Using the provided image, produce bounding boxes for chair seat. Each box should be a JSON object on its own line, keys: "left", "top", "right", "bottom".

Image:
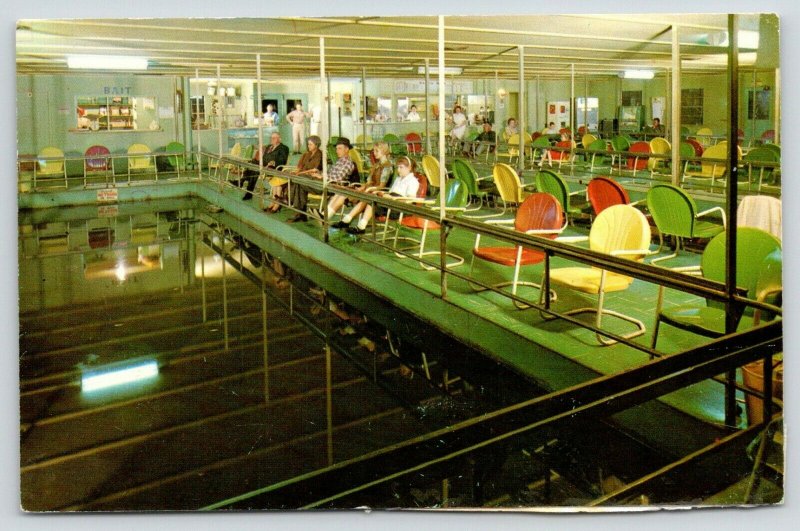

{"left": 401, "top": 216, "right": 440, "bottom": 230}
{"left": 269, "top": 176, "right": 288, "bottom": 187}
{"left": 693, "top": 220, "right": 725, "bottom": 239}
{"left": 472, "top": 246, "right": 546, "bottom": 267}
{"left": 660, "top": 305, "right": 754, "bottom": 337}
{"left": 549, "top": 267, "right": 633, "bottom": 294}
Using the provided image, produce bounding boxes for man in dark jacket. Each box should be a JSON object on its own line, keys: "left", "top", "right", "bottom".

{"left": 241, "top": 132, "right": 289, "bottom": 200}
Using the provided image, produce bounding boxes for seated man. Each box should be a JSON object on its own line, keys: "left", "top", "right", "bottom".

{"left": 241, "top": 132, "right": 289, "bottom": 201}
{"left": 307, "top": 137, "right": 358, "bottom": 218}
{"left": 473, "top": 122, "right": 496, "bottom": 157}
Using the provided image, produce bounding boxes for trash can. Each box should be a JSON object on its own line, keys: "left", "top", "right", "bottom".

{"left": 742, "top": 359, "right": 783, "bottom": 425}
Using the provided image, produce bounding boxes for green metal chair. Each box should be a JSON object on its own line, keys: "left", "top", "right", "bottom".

{"left": 651, "top": 229, "right": 781, "bottom": 349}
{"left": 391, "top": 178, "right": 469, "bottom": 270}
{"left": 165, "top": 141, "right": 187, "bottom": 175}
{"left": 587, "top": 138, "right": 611, "bottom": 173}
{"left": 534, "top": 169, "right": 588, "bottom": 225}
{"left": 679, "top": 141, "right": 698, "bottom": 175}
{"left": 451, "top": 158, "right": 493, "bottom": 216}
{"left": 646, "top": 184, "right": 726, "bottom": 266}
{"left": 761, "top": 143, "right": 780, "bottom": 158}
{"left": 383, "top": 133, "right": 407, "bottom": 157}
{"left": 743, "top": 147, "right": 779, "bottom": 191}
{"left": 610, "top": 135, "right": 630, "bottom": 173}
{"left": 529, "top": 135, "right": 551, "bottom": 168}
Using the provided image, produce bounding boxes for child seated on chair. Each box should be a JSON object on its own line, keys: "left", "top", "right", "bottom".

{"left": 333, "top": 156, "right": 419, "bottom": 235}
{"left": 324, "top": 142, "right": 393, "bottom": 221}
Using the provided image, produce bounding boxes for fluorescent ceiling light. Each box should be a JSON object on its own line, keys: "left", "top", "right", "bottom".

{"left": 620, "top": 70, "right": 655, "bottom": 80}
{"left": 67, "top": 54, "right": 148, "bottom": 70}
{"left": 417, "top": 66, "right": 463, "bottom": 75}
{"left": 82, "top": 360, "right": 159, "bottom": 392}
{"left": 702, "top": 30, "right": 760, "bottom": 49}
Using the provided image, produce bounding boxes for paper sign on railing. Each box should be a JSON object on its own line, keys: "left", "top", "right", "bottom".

{"left": 97, "top": 188, "right": 118, "bottom": 203}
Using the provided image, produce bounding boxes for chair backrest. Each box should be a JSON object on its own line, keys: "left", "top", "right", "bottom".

{"left": 701, "top": 141, "right": 740, "bottom": 177}
{"left": 649, "top": 137, "right": 671, "bottom": 155}
{"left": 443, "top": 178, "right": 470, "bottom": 209}
{"left": 464, "top": 131, "right": 480, "bottom": 142}
{"left": 240, "top": 143, "right": 254, "bottom": 161}
{"left": 702, "top": 228, "right": 781, "bottom": 309}
{"left": 680, "top": 141, "right": 696, "bottom": 160}
{"left": 84, "top": 145, "right": 110, "bottom": 171}
{"left": 515, "top": 193, "right": 564, "bottom": 236}
{"left": 531, "top": 131, "right": 543, "bottom": 141}
{"left": 349, "top": 148, "right": 365, "bottom": 174}
{"left": 695, "top": 127, "right": 714, "bottom": 145}
{"left": 229, "top": 142, "right": 242, "bottom": 158}
{"left": 405, "top": 132, "right": 423, "bottom": 154}
{"left": 534, "top": 170, "right": 570, "bottom": 213}
{"left": 413, "top": 171, "right": 428, "bottom": 198}
{"left": 761, "top": 143, "right": 780, "bottom": 158}
{"left": 761, "top": 129, "right": 775, "bottom": 143}
{"left": 552, "top": 140, "right": 574, "bottom": 160}
{"left": 743, "top": 147, "right": 778, "bottom": 175}
{"left": 327, "top": 143, "right": 338, "bottom": 163}
{"left": 422, "top": 155, "right": 442, "bottom": 190}
{"left": 588, "top": 138, "right": 609, "bottom": 153}
{"left": 451, "top": 158, "right": 480, "bottom": 195}
{"left": 492, "top": 163, "right": 525, "bottom": 204}
{"left": 581, "top": 133, "right": 597, "bottom": 149}
{"left": 754, "top": 249, "right": 782, "bottom": 311}
{"left": 686, "top": 138, "right": 704, "bottom": 157}
{"left": 383, "top": 133, "right": 407, "bottom": 156}
{"left": 587, "top": 177, "right": 630, "bottom": 216}
{"left": 37, "top": 146, "right": 65, "bottom": 174}
{"left": 505, "top": 133, "right": 521, "bottom": 155}
{"left": 627, "top": 141, "right": 651, "bottom": 169}
{"left": 646, "top": 184, "right": 699, "bottom": 239}
{"left": 355, "top": 134, "right": 373, "bottom": 147}
{"left": 611, "top": 135, "right": 630, "bottom": 152}
{"left": 127, "top": 143, "right": 152, "bottom": 169}
{"left": 589, "top": 205, "right": 651, "bottom": 261}
{"left": 165, "top": 141, "right": 186, "bottom": 170}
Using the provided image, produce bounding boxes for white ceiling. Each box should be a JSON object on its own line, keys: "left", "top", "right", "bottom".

{"left": 15, "top": 14, "right": 776, "bottom": 79}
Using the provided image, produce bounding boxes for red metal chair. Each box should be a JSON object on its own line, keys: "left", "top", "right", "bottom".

{"left": 626, "top": 141, "right": 650, "bottom": 173}
{"left": 549, "top": 140, "right": 574, "bottom": 168}
{"left": 587, "top": 177, "right": 631, "bottom": 216}
{"left": 405, "top": 132, "right": 423, "bottom": 154}
{"left": 469, "top": 192, "right": 564, "bottom": 308}
{"left": 85, "top": 145, "right": 111, "bottom": 172}
{"left": 686, "top": 138, "right": 704, "bottom": 157}
{"left": 761, "top": 129, "right": 775, "bottom": 144}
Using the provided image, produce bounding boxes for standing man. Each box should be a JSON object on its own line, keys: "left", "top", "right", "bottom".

{"left": 286, "top": 102, "right": 309, "bottom": 154}
{"left": 241, "top": 131, "right": 289, "bottom": 201}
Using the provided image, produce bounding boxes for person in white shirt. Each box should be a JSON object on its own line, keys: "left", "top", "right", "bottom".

{"left": 544, "top": 121, "right": 560, "bottom": 135}
{"left": 337, "top": 156, "right": 420, "bottom": 235}
{"left": 262, "top": 103, "right": 278, "bottom": 127}
{"left": 406, "top": 105, "right": 421, "bottom": 122}
{"left": 286, "top": 102, "right": 309, "bottom": 154}
{"left": 503, "top": 118, "right": 519, "bottom": 141}
{"left": 449, "top": 105, "right": 468, "bottom": 140}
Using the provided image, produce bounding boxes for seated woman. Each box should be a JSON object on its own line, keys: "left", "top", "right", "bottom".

{"left": 284, "top": 136, "right": 324, "bottom": 221}
{"left": 538, "top": 131, "right": 572, "bottom": 168}
{"left": 325, "top": 142, "right": 393, "bottom": 221}
{"left": 334, "top": 155, "right": 419, "bottom": 235}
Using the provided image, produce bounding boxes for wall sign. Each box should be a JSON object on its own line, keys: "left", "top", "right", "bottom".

{"left": 104, "top": 86, "right": 133, "bottom": 95}
{"left": 97, "top": 189, "right": 119, "bottom": 203}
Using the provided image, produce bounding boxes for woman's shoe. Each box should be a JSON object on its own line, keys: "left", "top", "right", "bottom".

{"left": 332, "top": 221, "right": 349, "bottom": 229}
{"left": 346, "top": 226, "right": 366, "bottom": 235}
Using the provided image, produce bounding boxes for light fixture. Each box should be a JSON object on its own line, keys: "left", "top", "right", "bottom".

{"left": 67, "top": 54, "right": 148, "bottom": 70}
{"left": 417, "top": 66, "right": 463, "bottom": 75}
{"left": 497, "top": 88, "right": 508, "bottom": 100}
{"left": 620, "top": 70, "right": 655, "bottom": 80}
{"left": 82, "top": 360, "right": 159, "bottom": 392}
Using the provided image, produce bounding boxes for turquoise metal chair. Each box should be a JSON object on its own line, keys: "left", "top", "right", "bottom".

{"left": 451, "top": 158, "right": 492, "bottom": 215}
{"left": 651, "top": 229, "right": 781, "bottom": 349}
{"left": 534, "top": 169, "right": 588, "bottom": 225}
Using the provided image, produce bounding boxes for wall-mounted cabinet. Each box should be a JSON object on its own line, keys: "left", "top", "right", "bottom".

{"left": 74, "top": 96, "right": 159, "bottom": 132}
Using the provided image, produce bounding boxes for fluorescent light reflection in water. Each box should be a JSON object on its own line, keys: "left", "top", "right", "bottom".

{"left": 81, "top": 360, "right": 159, "bottom": 393}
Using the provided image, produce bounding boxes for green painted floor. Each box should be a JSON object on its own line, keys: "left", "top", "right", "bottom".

{"left": 212, "top": 171, "right": 746, "bottom": 428}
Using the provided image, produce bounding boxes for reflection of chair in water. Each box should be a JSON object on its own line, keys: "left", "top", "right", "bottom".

{"left": 651, "top": 228, "right": 781, "bottom": 350}
{"left": 646, "top": 184, "right": 726, "bottom": 266}
{"left": 470, "top": 193, "right": 564, "bottom": 308}
{"left": 37, "top": 146, "right": 68, "bottom": 187}
{"left": 85, "top": 145, "right": 111, "bottom": 177}
{"left": 165, "top": 141, "right": 186, "bottom": 176}
{"left": 548, "top": 205, "right": 653, "bottom": 345}
{"left": 127, "top": 143, "right": 155, "bottom": 180}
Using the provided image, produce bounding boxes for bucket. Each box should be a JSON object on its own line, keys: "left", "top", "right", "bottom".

{"left": 742, "top": 359, "right": 783, "bottom": 426}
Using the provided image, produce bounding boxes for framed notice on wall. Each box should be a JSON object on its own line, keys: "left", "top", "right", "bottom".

{"left": 651, "top": 97, "right": 665, "bottom": 121}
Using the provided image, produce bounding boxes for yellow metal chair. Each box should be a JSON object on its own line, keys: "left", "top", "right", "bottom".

{"left": 495, "top": 133, "right": 528, "bottom": 165}
{"left": 694, "top": 127, "right": 714, "bottom": 147}
{"left": 683, "top": 141, "right": 741, "bottom": 189}
{"left": 492, "top": 163, "right": 537, "bottom": 217}
{"left": 548, "top": 204, "right": 653, "bottom": 345}
{"left": 127, "top": 143, "right": 155, "bottom": 180}
{"left": 421, "top": 154, "right": 443, "bottom": 197}
{"left": 648, "top": 137, "right": 671, "bottom": 176}
{"left": 36, "top": 146, "right": 68, "bottom": 187}
{"left": 349, "top": 148, "right": 367, "bottom": 181}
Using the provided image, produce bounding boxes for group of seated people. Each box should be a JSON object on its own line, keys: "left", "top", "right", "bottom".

{"left": 238, "top": 134, "right": 421, "bottom": 234}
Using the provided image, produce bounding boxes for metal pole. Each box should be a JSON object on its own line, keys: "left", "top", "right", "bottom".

{"left": 773, "top": 67, "right": 780, "bottom": 145}
{"left": 570, "top": 63, "right": 575, "bottom": 134}
{"left": 536, "top": 74, "right": 540, "bottom": 132}
{"left": 262, "top": 283, "right": 269, "bottom": 403}
{"left": 518, "top": 46, "right": 526, "bottom": 173}
{"left": 724, "top": 14, "right": 740, "bottom": 428}
{"left": 200, "top": 250, "right": 206, "bottom": 322}
{"left": 325, "top": 343, "right": 334, "bottom": 465}
{"left": 584, "top": 75, "right": 589, "bottom": 134}
{"left": 320, "top": 37, "right": 328, "bottom": 176}
{"left": 327, "top": 75, "right": 332, "bottom": 142}
{"left": 256, "top": 54, "right": 264, "bottom": 207}
{"left": 216, "top": 65, "right": 223, "bottom": 158}
{"left": 438, "top": 16, "right": 447, "bottom": 298}
{"left": 750, "top": 69, "right": 757, "bottom": 146}
{"left": 425, "top": 59, "right": 431, "bottom": 154}
{"left": 195, "top": 68, "right": 202, "bottom": 176}
{"left": 671, "top": 25, "right": 682, "bottom": 186}
{"left": 362, "top": 66, "right": 367, "bottom": 149}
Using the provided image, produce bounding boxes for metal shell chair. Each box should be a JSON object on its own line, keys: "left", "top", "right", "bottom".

{"left": 127, "top": 143, "right": 155, "bottom": 180}
{"left": 383, "top": 133, "right": 407, "bottom": 157}
{"left": 390, "top": 178, "right": 469, "bottom": 270}
{"left": 496, "top": 133, "right": 522, "bottom": 165}
{"left": 648, "top": 137, "right": 671, "bottom": 176}
{"left": 683, "top": 141, "right": 741, "bottom": 189}
{"left": 534, "top": 169, "right": 587, "bottom": 225}
{"left": 587, "top": 138, "right": 611, "bottom": 173}
{"left": 84, "top": 145, "right": 111, "bottom": 178}
{"left": 625, "top": 141, "right": 651, "bottom": 175}
{"left": 451, "top": 158, "right": 492, "bottom": 216}
{"left": 470, "top": 192, "right": 565, "bottom": 308}
{"left": 529, "top": 135, "right": 552, "bottom": 167}
{"left": 421, "top": 154, "right": 444, "bottom": 197}
{"left": 695, "top": 127, "right": 714, "bottom": 147}
{"left": 165, "top": 141, "right": 186, "bottom": 175}
{"left": 609, "top": 135, "right": 630, "bottom": 171}
{"left": 550, "top": 140, "right": 576, "bottom": 169}
{"left": 587, "top": 177, "right": 633, "bottom": 217}
{"left": 548, "top": 204, "right": 653, "bottom": 345}
{"left": 37, "top": 146, "right": 68, "bottom": 187}
{"left": 404, "top": 132, "right": 423, "bottom": 155}
{"left": 492, "top": 163, "right": 537, "bottom": 217}
{"left": 349, "top": 148, "right": 366, "bottom": 182}
{"left": 651, "top": 229, "right": 781, "bottom": 349}
{"left": 742, "top": 147, "right": 779, "bottom": 191}
{"left": 646, "top": 184, "right": 726, "bottom": 265}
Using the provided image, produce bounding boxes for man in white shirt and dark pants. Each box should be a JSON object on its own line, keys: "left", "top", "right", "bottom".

{"left": 286, "top": 102, "right": 309, "bottom": 154}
